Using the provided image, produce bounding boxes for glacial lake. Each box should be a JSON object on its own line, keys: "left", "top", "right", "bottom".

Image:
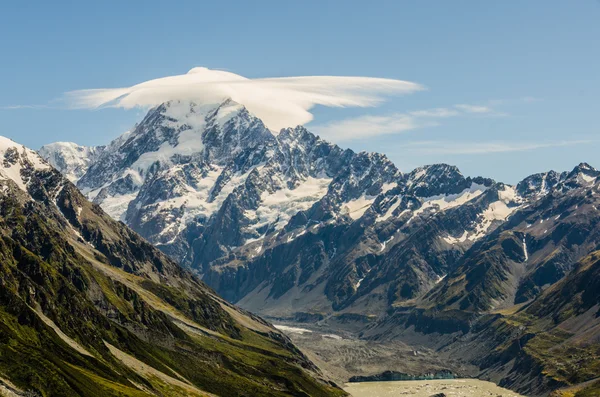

{"left": 344, "top": 379, "right": 526, "bottom": 396}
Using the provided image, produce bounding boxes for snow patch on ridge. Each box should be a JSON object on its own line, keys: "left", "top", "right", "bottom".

{"left": 342, "top": 194, "right": 377, "bottom": 220}
{"left": 416, "top": 183, "right": 488, "bottom": 214}
{"left": 443, "top": 231, "right": 469, "bottom": 245}
{"left": 468, "top": 186, "right": 520, "bottom": 241}
{"left": 102, "top": 193, "right": 140, "bottom": 221}
{"left": 376, "top": 197, "right": 403, "bottom": 223}
{"left": 39, "top": 142, "right": 101, "bottom": 183}
{"left": 252, "top": 177, "right": 332, "bottom": 231}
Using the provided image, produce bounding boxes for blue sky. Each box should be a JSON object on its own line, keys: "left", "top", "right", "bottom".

{"left": 1, "top": 1, "right": 598, "bottom": 183}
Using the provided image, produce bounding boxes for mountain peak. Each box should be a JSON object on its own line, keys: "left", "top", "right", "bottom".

{"left": 516, "top": 163, "right": 599, "bottom": 197}
{"left": 155, "top": 99, "right": 239, "bottom": 127}
{"left": 277, "top": 125, "right": 316, "bottom": 143}
{"left": 404, "top": 163, "right": 470, "bottom": 197}
{"left": 564, "top": 162, "right": 599, "bottom": 187}
{"left": 570, "top": 162, "right": 597, "bottom": 175}
{"left": 205, "top": 98, "right": 257, "bottom": 129}
{"left": 0, "top": 135, "right": 50, "bottom": 191}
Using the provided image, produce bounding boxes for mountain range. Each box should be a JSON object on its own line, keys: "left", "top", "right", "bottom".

{"left": 39, "top": 99, "right": 600, "bottom": 396}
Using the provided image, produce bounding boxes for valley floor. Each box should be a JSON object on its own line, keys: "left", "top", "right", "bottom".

{"left": 271, "top": 321, "right": 478, "bottom": 387}
{"left": 344, "top": 379, "right": 525, "bottom": 397}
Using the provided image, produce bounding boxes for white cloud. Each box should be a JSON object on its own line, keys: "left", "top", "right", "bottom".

{"left": 408, "top": 108, "right": 460, "bottom": 118}
{"left": 64, "top": 67, "right": 424, "bottom": 131}
{"left": 0, "top": 104, "right": 49, "bottom": 110}
{"left": 401, "top": 140, "right": 594, "bottom": 155}
{"left": 312, "top": 114, "right": 432, "bottom": 141}
{"left": 454, "top": 104, "right": 493, "bottom": 113}
{"left": 311, "top": 104, "right": 500, "bottom": 141}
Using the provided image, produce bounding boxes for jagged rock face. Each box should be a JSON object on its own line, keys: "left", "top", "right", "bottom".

{"left": 0, "top": 135, "right": 343, "bottom": 397}
{"left": 516, "top": 163, "right": 599, "bottom": 198}
{"left": 206, "top": 173, "right": 510, "bottom": 316}
{"left": 209, "top": 161, "right": 600, "bottom": 318}
{"left": 425, "top": 174, "right": 600, "bottom": 313}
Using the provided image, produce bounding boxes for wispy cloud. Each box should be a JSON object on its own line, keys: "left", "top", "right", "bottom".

{"left": 311, "top": 103, "right": 501, "bottom": 141}
{"left": 0, "top": 104, "right": 49, "bottom": 110}
{"left": 63, "top": 67, "right": 424, "bottom": 131}
{"left": 400, "top": 140, "right": 594, "bottom": 155}
{"left": 408, "top": 108, "right": 460, "bottom": 118}
{"left": 311, "top": 114, "right": 432, "bottom": 141}
{"left": 454, "top": 104, "right": 493, "bottom": 113}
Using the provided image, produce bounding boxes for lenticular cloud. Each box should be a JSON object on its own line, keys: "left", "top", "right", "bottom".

{"left": 65, "top": 67, "right": 424, "bottom": 131}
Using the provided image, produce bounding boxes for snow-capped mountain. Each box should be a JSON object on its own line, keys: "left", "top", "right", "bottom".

{"left": 40, "top": 100, "right": 600, "bottom": 321}
{"left": 39, "top": 141, "right": 104, "bottom": 182}
{"left": 42, "top": 99, "right": 399, "bottom": 266}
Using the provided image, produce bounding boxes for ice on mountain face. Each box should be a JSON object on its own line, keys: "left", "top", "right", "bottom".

{"left": 355, "top": 276, "right": 366, "bottom": 289}
{"left": 469, "top": 193, "right": 519, "bottom": 241}
{"left": 412, "top": 183, "right": 488, "bottom": 219}
{"left": 342, "top": 194, "right": 377, "bottom": 220}
{"left": 355, "top": 268, "right": 372, "bottom": 289}
{"left": 100, "top": 193, "right": 139, "bottom": 221}
{"left": 379, "top": 235, "right": 395, "bottom": 252}
{"left": 516, "top": 171, "right": 561, "bottom": 198}
{"left": 251, "top": 176, "right": 332, "bottom": 233}
{"left": 0, "top": 136, "right": 50, "bottom": 192}
{"left": 376, "top": 198, "right": 403, "bottom": 223}
{"left": 39, "top": 142, "right": 102, "bottom": 183}
{"left": 443, "top": 230, "right": 469, "bottom": 245}
{"left": 578, "top": 173, "right": 596, "bottom": 184}
{"left": 141, "top": 165, "right": 252, "bottom": 243}
{"left": 523, "top": 238, "right": 529, "bottom": 261}
{"left": 381, "top": 182, "right": 397, "bottom": 193}
{"left": 498, "top": 185, "right": 518, "bottom": 202}
{"left": 164, "top": 167, "right": 225, "bottom": 212}
{"left": 211, "top": 99, "right": 246, "bottom": 125}
{"left": 129, "top": 102, "right": 214, "bottom": 173}
{"left": 285, "top": 229, "right": 307, "bottom": 243}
